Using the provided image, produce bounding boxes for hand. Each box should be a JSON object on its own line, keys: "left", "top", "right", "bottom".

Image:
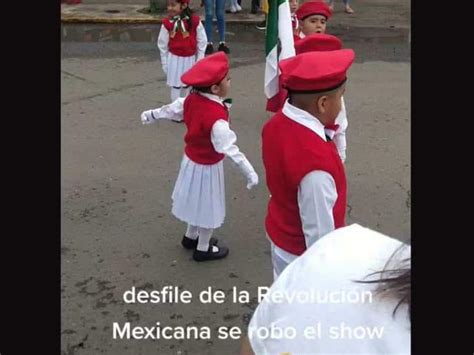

{"left": 246, "top": 171, "right": 258, "bottom": 190}
{"left": 162, "top": 65, "right": 168, "bottom": 75}
{"left": 141, "top": 110, "right": 154, "bottom": 124}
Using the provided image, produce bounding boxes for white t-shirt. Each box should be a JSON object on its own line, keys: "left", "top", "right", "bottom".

{"left": 248, "top": 224, "right": 411, "bottom": 354}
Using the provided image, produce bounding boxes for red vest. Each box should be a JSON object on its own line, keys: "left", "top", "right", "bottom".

{"left": 262, "top": 111, "right": 347, "bottom": 255}
{"left": 162, "top": 15, "right": 200, "bottom": 57}
{"left": 183, "top": 93, "right": 229, "bottom": 165}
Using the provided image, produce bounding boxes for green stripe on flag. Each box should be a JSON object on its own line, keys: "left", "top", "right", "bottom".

{"left": 265, "top": 0, "right": 279, "bottom": 56}
{"left": 264, "top": 0, "right": 295, "bottom": 99}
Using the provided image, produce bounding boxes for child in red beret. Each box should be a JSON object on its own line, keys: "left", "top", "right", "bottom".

{"left": 141, "top": 52, "right": 259, "bottom": 262}
{"left": 158, "top": 0, "right": 208, "bottom": 102}
{"left": 267, "top": 34, "right": 350, "bottom": 164}
{"left": 262, "top": 49, "right": 355, "bottom": 278}
{"left": 295, "top": 34, "right": 350, "bottom": 163}
{"left": 294, "top": 1, "right": 332, "bottom": 42}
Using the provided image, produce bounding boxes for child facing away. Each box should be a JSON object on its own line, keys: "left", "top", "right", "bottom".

{"left": 262, "top": 49, "right": 355, "bottom": 279}
{"left": 267, "top": 33, "right": 349, "bottom": 162}
{"left": 157, "top": 0, "right": 208, "bottom": 102}
{"left": 295, "top": 34, "right": 349, "bottom": 162}
{"left": 141, "top": 52, "right": 259, "bottom": 262}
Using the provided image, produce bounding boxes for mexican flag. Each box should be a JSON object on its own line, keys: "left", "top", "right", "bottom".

{"left": 264, "top": 0, "right": 295, "bottom": 110}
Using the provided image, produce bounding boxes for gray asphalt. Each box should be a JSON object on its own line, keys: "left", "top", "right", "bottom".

{"left": 61, "top": 23, "right": 410, "bottom": 354}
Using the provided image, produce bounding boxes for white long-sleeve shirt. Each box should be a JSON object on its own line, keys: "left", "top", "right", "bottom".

{"left": 270, "top": 101, "right": 341, "bottom": 278}
{"left": 334, "top": 96, "right": 348, "bottom": 162}
{"left": 157, "top": 21, "right": 207, "bottom": 72}
{"left": 141, "top": 93, "right": 256, "bottom": 178}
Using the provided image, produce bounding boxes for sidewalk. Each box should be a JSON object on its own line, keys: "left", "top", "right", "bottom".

{"left": 61, "top": 0, "right": 410, "bottom": 29}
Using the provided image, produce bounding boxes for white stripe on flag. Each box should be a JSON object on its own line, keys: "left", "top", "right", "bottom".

{"left": 264, "top": 47, "right": 279, "bottom": 98}
{"left": 278, "top": 1, "right": 295, "bottom": 60}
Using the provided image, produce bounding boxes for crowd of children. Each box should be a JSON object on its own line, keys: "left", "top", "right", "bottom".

{"left": 143, "top": 0, "right": 355, "bottom": 270}
{"left": 138, "top": 3, "right": 409, "bottom": 352}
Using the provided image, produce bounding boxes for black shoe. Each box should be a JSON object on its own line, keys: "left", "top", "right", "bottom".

{"left": 181, "top": 235, "right": 218, "bottom": 250}
{"left": 193, "top": 245, "right": 229, "bottom": 261}
{"left": 218, "top": 42, "right": 230, "bottom": 54}
{"left": 255, "top": 20, "right": 266, "bottom": 31}
{"left": 205, "top": 43, "right": 214, "bottom": 55}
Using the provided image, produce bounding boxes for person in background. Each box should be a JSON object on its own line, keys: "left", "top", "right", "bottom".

{"left": 157, "top": 0, "right": 207, "bottom": 101}
{"left": 255, "top": 0, "right": 267, "bottom": 30}
{"left": 201, "top": 0, "right": 231, "bottom": 54}
{"left": 294, "top": 0, "right": 333, "bottom": 42}
{"left": 327, "top": 0, "right": 355, "bottom": 14}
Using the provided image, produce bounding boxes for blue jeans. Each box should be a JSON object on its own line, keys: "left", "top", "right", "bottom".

{"left": 328, "top": 0, "right": 350, "bottom": 5}
{"left": 203, "top": 0, "right": 226, "bottom": 43}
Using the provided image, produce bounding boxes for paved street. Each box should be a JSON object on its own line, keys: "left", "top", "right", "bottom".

{"left": 61, "top": 21, "right": 410, "bottom": 354}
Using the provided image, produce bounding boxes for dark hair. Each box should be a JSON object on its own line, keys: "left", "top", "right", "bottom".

{"left": 190, "top": 86, "right": 213, "bottom": 94}
{"left": 181, "top": 6, "right": 193, "bottom": 20}
{"left": 355, "top": 245, "right": 411, "bottom": 321}
{"left": 287, "top": 78, "right": 347, "bottom": 105}
{"left": 168, "top": 0, "right": 194, "bottom": 27}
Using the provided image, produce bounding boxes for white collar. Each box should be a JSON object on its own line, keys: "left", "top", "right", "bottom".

{"left": 198, "top": 92, "right": 225, "bottom": 106}
{"left": 282, "top": 100, "right": 327, "bottom": 141}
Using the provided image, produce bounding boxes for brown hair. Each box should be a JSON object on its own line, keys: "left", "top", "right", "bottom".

{"left": 355, "top": 245, "right": 411, "bottom": 321}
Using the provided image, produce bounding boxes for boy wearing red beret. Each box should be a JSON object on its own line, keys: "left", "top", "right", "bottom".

{"left": 294, "top": 0, "right": 332, "bottom": 43}
{"left": 295, "top": 34, "right": 349, "bottom": 162}
{"left": 266, "top": 34, "right": 350, "bottom": 163}
{"left": 262, "top": 49, "right": 355, "bottom": 278}
{"left": 141, "top": 52, "right": 259, "bottom": 262}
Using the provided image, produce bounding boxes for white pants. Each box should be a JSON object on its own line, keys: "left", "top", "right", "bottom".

{"left": 269, "top": 238, "right": 299, "bottom": 281}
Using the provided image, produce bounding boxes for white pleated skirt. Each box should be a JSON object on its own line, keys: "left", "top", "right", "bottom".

{"left": 166, "top": 53, "right": 196, "bottom": 88}
{"left": 171, "top": 154, "right": 226, "bottom": 229}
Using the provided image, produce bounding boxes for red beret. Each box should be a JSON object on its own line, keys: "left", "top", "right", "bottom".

{"left": 181, "top": 52, "right": 229, "bottom": 87}
{"left": 295, "top": 33, "right": 342, "bottom": 54}
{"left": 296, "top": 1, "right": 332, "bottom": 20}
{"left": 280, "top": 49, "right": 355, "bottom": 91}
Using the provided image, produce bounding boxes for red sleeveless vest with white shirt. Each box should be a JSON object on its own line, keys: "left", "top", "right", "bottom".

{"left": 183, "top": 93, "right": 229, "bottom": 165}
{"left": 162, "top": 14, "right": 200, "bottom": 57}
{"left": 262, "top": 111, "right": 347, "bottom": 255}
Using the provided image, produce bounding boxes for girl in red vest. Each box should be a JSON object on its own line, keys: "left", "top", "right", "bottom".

{"left": 141, "top": 52, "right": 259, "bottom": 262}
{"left": 158, "top": 0, "right": 208, "bottom": 102}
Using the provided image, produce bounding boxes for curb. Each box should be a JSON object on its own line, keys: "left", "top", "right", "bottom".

{"left": 61, "top": 4, "right": 265, "bottom": 24}
{"left": 60, "top": 4, "right": 410, "bottom": 32}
